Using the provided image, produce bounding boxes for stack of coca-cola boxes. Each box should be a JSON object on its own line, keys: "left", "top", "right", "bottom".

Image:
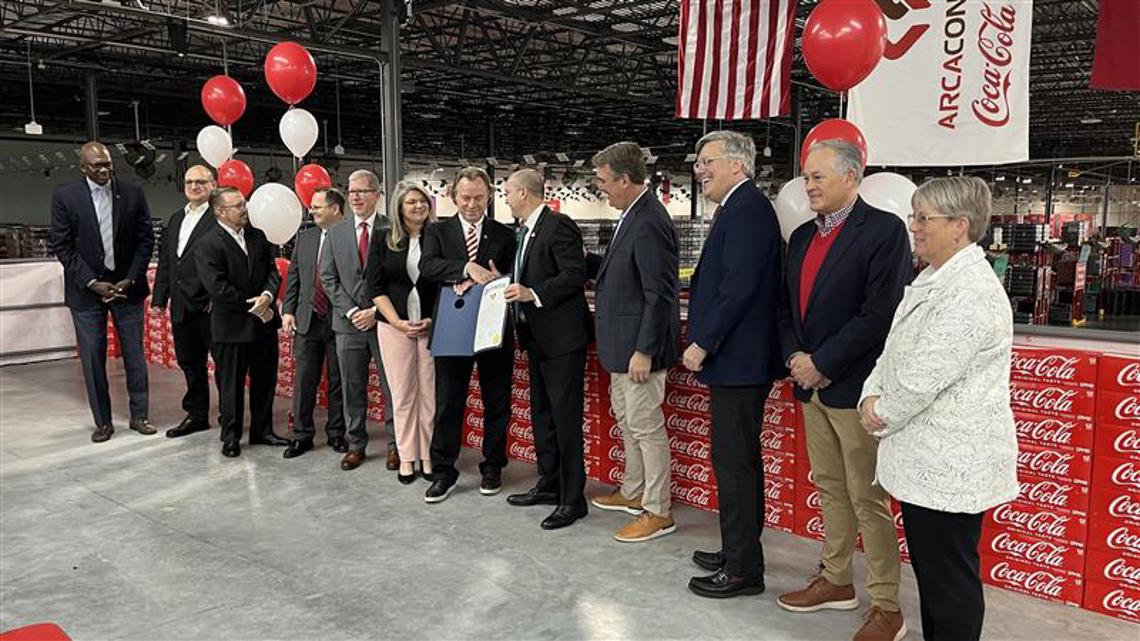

{"left": 364, "top": 361, "right": 385, "bottom": 423}
{"left": 506, "top": 347, "right": 539, "bottom": 466}
{"left": 763, "top": 379, "right": 797, "bottom": 534}
{"left": 662, "top": 366, "right": 718, "bottom": 512}
{"left": 275, "top": 328, "right": 295, "bottom": 399}
{"left": 581, "top": 346, "right": 622, "bottom": 486}
{"left": 983, "top": 346, "right": 1098, "bottom": 607}
{"left": 1084, "top": 353, "right": 1140, "bottom": 623}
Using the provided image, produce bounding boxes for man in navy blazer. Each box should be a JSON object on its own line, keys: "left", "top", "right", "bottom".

{"left": 682, "top": 131, "right": 783, "bottom": 599}
{"left": 50, "top": 141, "right": 155, "bottom": 443}
{"left": 774, "top": 139, "right": 912, "bottom": 641}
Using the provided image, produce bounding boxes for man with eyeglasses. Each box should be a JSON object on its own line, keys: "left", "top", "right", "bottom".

{"left": 774, "top": 139, "right": 912, "bottom": 641}
{"left": 195, "top": 187, "right": 285, "bottom": 458}
{"left": 280, "top": 186, "right": 347, "bottom": 459}
{"left": 50, "top": 141, "right": 156, "bottom": 443}
{"left": 320, "top": 169, "right": 396, "bottom": 471}
{"left": 152, "top": 165, "right": 221, "bottom": 439}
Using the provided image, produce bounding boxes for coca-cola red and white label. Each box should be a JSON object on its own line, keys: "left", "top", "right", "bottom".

{"left": 1093, "top": 455, "right": 1140, "bottom": 494}
{"left": 671, "top": 478, "right": 718, "bottom": 512}
{"left": 665, "top": 413, "right": 713, "bottom": 440}
{"left": 769, "top": 378, "right": 795, "bottom": 402}
{"left": 465, "top": 394, "right": 484, "bottom": 412}
{"left": 1013, "top": 411, "right": 1094, "bottom": 453}
{"left": 464, "top": 429, "right": 483, "bottom": 450}
{"left": 668, "top": 432, "right": 712, "bottom": 461}
{"left": 762, "top": 451, "right": 795, "bottom": 478}
{"left": 763, "top": 476, "right": 795, "bottom": 505}
{"left": 1099, "top": 354, "right": 1140, "bottom": 395}
{"left": 508, "top": 421, "right": 534, "bottom": 443}
{"left": 1016, "top": 471, "right": 1090, "bottom": 515}
{"left": 1082, "top": 579, "right": 1140, "bottom": 623}
{"left": 793, "top": 510, "right": 826, "bottom": 542}
{"left": 508, "top": 441, "right": 537, "bottom": 465}
{"left": 1099, "top": 390, "right": 1140, "bottom": 429}
{"left": 666, "top": 367, "right": 706, "bottom": 392}
{"left": 511, "top": 385, "right": 531, "bottom": 404}
{"left": 986, "top": 501, "right": 1087, "bottom": 546}
{"left": 671, "top": 456, "right": 715, "bottom": 486}
{"left": 1085, "top": 548, "right": 1140, "bottom": 590}
{"left": 765, "top": 500, "right": 795, "bottom": 532}
{"left": 763, "top": 400, "right": 799, "bottom": 430}
{"left": 1087, "top": 518, "right": 1140, "bottom": 558}
{"left": 1009, "top": 346, "right": 1097, "bottom": 388}
{"left": 464, "top": 412, "right": 484, "bottom": 432}
{"left": 980, "top": 527, "right": 1085, "bottom": 576}
{"left": 760, "top": 426, "right": 796, "bottom": 454}
{"left": 1008, "top": 380, "right": 1095, "bottom": 420}
{"left": 980, "top": 554, "right": 1083, "bottom": 606}
{"left": 1015, "top": 443, "right": 1092, "bottom": 484}
{"left": 665, "top": 390, "right": 711, "bottom": 414}
{"left": 1091, "top": 488, "right": 1140, "bottom": 525}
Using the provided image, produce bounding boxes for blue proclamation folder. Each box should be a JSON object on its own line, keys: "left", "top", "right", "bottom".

{"left": 430, "top": 278, "right": 508, "bottom": 357}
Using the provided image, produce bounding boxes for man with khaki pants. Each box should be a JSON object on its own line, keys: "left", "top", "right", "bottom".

{"left": 775, "top": 140, "right": 913, "bottom": 641}
{"left": 588, "top": 141, "right": 681, "bottom": 543}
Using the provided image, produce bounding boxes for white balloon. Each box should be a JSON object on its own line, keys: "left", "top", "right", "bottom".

{"left": 774, "top": 178, "right": 814, "bottom": 241}
{"left": 860, "top": 172, "right": 917, "bottom": 246}
{"left": 196, "top": 125, "right": 232, "bottom": 169}
{"left": 248, "top": 182, "right": 302, "bottom": 245}
{"left": 279, "top": 108, "right": 318, "bottom": 159}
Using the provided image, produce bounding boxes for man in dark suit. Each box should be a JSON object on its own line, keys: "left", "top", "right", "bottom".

{"left": 280, "top": 186, "right": 347, "bottom": 459}
{"left": 320, "top": 170, "right": 396, "bottom": 471}
{"left": 774, "top": 139, "right": 911, "bottom": 641}
{"left": 682, "top": 131, "right": 783, "bottom": 598}
{"left": 589, "top": 142, "right": 680, "bottom": 542}
{"left": 194, "top": 187, "right": 286, "bottom": 458}
{"left": 419, "top": 166, "right": 517, "bottom": 504}
{"left": 50, "top": 141, "right": 156, "bottom": 442}
{"left": 501, "top": 169, "right": 591, "bottom": 530}
{"left": 151, "top": 164, "right": 219, "bottom": 438}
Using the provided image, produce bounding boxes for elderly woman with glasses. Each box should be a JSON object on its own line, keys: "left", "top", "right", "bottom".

{"left": 858, "top": 176, "right": 1018, "bottom": 641}
{"left": 364, "top": 181, "right": 440, "bottom": 483}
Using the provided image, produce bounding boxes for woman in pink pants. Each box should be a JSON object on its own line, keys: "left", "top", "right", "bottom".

{"left": 365, "top": 181, "right": 439, "bottom": 483}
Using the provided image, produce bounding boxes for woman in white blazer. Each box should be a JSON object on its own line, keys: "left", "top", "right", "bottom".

{"left": 858, "top": 176, "right": 1018, "bottom": 641}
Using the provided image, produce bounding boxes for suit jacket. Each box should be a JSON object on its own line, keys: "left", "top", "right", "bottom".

{"left": 688, "top": 181, "right": 784, "bottom": 387}
{"left": 152, "top": 205, "right": 214, "bottom": 323}
{"left": 320, "top": 214, "right": 390, "bottom": 335}
{"left": 776, "top": 196, "right": 913, "bottom": 408}
{"left": 50, "top": 177, "right": 154, "bottom": 310}
{"left": 195, "top": 222, "right": 282, "bottom": 343}
{"left": 593, "top": 190, "right": 680, "bottom": 373}
{"left": 363, "top": 235, "right": 440, "bottom": 324}
{"left": 281, "top": 226, "right": 325, "bottom": 335}
{"left": 419, "top": 214, "right": 517, "bottom": 350}
{"left": 513, "top": 207, "right": 592, "bottom": 358}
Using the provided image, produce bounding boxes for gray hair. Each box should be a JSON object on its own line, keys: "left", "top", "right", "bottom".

{"left": 807, "top": 139, "right": 865, "bottom": 182}
{"left": 386, "top": 181, "right": 437, "bottom": 251}
{"left": 209, "top": 186, "right": 241, "bottom": 211}
{"left": 912, "top": 176, "right": 992, "bottom": 243}
{"left": 450, "top": 166, "right": 493, "bottom": 199}
{"left": 348, "top": 169, "right": 381, "bottom": 192}
{"left": 591, "top": 141, "right": 647, "bottom": 184}
{"left": 696, "top": 131, "right": 756, "bottom": 178}
{"left": 508, "top": 169, "right": 545, "bottom": 198}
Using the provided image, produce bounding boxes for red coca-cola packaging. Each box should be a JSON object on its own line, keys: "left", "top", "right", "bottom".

{"left": 463, "top": 427, "right": 484, "bottom": 450}
{"left": 671, "top": 478, "right": 719, "bottom": 512}
{"left": 1008, "top": 380, "right": 1096, "bottom": 421}
{"left": 763, "top": 475, "right": 796, "bottom": 505}
{"left": 666, "top": 367, "right": 706, "bottom": 393}
{"left": 1014, "top": 411, "right": 1095, "bottom": 453}
{"left": 793, "top": 508, "right": 827, "bottom": 542}
{"left": 760, "top": 425, "right": 796, "bottom": 455}
{"left": 463, "top": 410, "right": 484, "bottom": 435}
{"left": 508, "top": 420, "right": 534, "bottom": 444}
{"left": 1085, "top": 547, "right": 1140, "bottom": 590}
{"left": 1016, "top": 471, "right": 1091, "bottom": 516}
{"left": 365, "top": 405, "right": 383, "bottom": 422}
{"left": 508, "top": 439, "right": 537, "bottom": 465}
{"left": 796, "top": 456, "right": 816, "bottom": 488}
{"left": 1099, "top": 389, "right": 1140, "bottom": 430}
{"left": 510, "top": 402, "right": 531, "bottom": 426}
{"left": 664, "top": 388, "right": 711, "bottom": 415}
{"left": 769, "top": 378, "right": 795, "bottom": 402}
{"left": 763, "top": 400, "right": 799, "bottom": 430}
{"left": 1082, "top": 579, "right": 1140, "bottom": 623}
{"left": 512, "top": 366, "right": 529, "bottom": 386}
{"left": 1016, "top": 442, "right": 1093, "bottom": 485}
{"left": 670, "top": 454, "right": 716, "bottom": 487}
{"left": 981, "top": 527, "right": 1087, "bottom": 576}
{"left": 761, "top": 450, "right": 796, "bottom": 480}
{"left": 668, "top": 431, "right": 712, "bottom": 462}
{"left": 980, "top": 554, "right": 1084, "bottom": 606}
{"left": 664, "top": 412, "right": 712, "bottom": 442}
{"left": 1098, "top": 354, "right": 1140, "bottom": 395}
{"left": 765, "top": 500, "right": 795, "bottom": 533}
{"left": 1088, "top": 518, "right": 1140, "bottom": 558}
{"left": 1093, "top": 455, "right": 1140, "bottom": 495}
{"left": 1090, "top": 487, "right": 1140, "bottom": 525}
{"left": 986, "top": 501, "right": 1088, "bottom": 546}
{"left": 585, "top": 420, "right": 624, "bottom": 444}
{"left": 1009, "top": 345, "right": 1098, "bottom": 388}
{"left": 586, "top": 455, "right": 625, "bottom": 486}
{"left": 1096, "top": 423, "right": 1140, "bottom": 463}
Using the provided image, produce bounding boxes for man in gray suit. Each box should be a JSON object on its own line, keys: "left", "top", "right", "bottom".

{"left": 281, "top": 186, "right": 348, "bottom": 459}
{"left": 589, "top": 141, "right": 681, "bottom": 543}
{"left": 320, "top": 170, "right": 397, "bottom": 471}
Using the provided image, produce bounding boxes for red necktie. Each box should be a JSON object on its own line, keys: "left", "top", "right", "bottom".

{"left": 466, "top": 225, "right": 478, "bottom": 262}
{"left": 313, "top": 236, "right": 330, "bottom": 316}
{"left": 357, "top": 221, "right": 369, "bottom": 266}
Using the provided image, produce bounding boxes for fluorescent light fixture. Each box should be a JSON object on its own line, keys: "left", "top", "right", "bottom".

{"left": 1079, "top": 117, "right": 1102, "bottom": 124}
{"left": 995, "top": 175, "right": 1006, "bottom": 181}
{"left": 206, "top": 14, "right": 229, "bottom": 26}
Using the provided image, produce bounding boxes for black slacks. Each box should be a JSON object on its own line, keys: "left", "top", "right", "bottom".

{"left": 901, "top": 501, "right": 985, "bottom": 641}
{"left": 710, "top": 384, "right": 770, "bottom": 579}
{"left": 526, "top": 343, "right": 587, "bottom": 509}
{"left": 212, "top": 334, "right": 279, "bottom": 445}
{"left": 171, "top": 310, "right": 216, "bottom": 426}
{"left": 430, "top": 345, "right": 513, "bottom": 480}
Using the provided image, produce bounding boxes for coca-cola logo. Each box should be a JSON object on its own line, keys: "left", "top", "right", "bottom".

{"left": 606, "top": 423, "right": 623, "bottom": 440}
{"left": 1019, "top": 480, "right": 1075, "bottom": 509}
{"left": 666, "top": 414, "right": 712, "bottom": 438}
{"left": 668, "top": 435, "right": 711, "bottom": 460}
{"left": 681, "top": 485, "right": 713, "bottom": 507}
{"left": 806, "top": 516, "right": 825, "bottom": 536}
{"left": 764, "top": 404, "right": 790, "bottom": 426}
{"left": 971, "top": 2, "right": 1020, "bottom": 128}
{"left": 465, "top": 413, "right": 484, "bottom": 430}
{"left": 608, "top": 444, "right": 627, "bottom": 463}
{"left": 1010, "top": 354, "right": 1081, "bottom": 382}
{"left": 606, "top": 466, "right": 624, "bottom": 484}
{"left": 1009, "top": 386, "right": 1078, "bottom": 414}
{"left": 1117, "top": 363, "right": 1140, "bottom": 389}
{"left": 898, "top": 536, "right": 910, "bottom": 557}
{"left": 760, "top": 429, "right": 787, "bottom": 451}
{"left": 1103, "top": 590, "right": 1140, "bottom": 618}
{"left": 666, "top": 369, "right": 703, "bottom": 389}
{"left": 510, "top": 405, "right": 530, "bottom": 421}
{"left": 762, "top": 454, "right": 787, "bottom": 477}
{"left": 1107, "top": 527, "right": 1140, "bottom": 554}
{"left": 1111, "top": 462, "right": 1140, "bottom": 490}
{"left": 989, "top": 532, "right": 1068, "bottom": 568}
{"left": 893, "top": 511, "right": 904, "bottom": 530}
{"left": 509, "top": 442, "right": 536, "bottom": 460}
{"left": 1115, "top": 430, "right": 1140, "bottom": 454}
{"left": 873, "top": 0, "right": 932, "bottom": 60}
{"left": 988, "top": 562, "right": 1065, "bottom": 597}
{"left": 672, "top": 459, "right": 712, "bottom": 484}
{"left": 1014, "top": 416, "right": 1076, "bottom": 447}
{"left": 1016, "top": 449, "right": 1074, "bottom": 477}
{"left": 1103, "top": 558, "right": 1140, "bottom": 587}
{"left": 992, "top": 503, "right": 1071, "bottom": 538}
{"left": 764, "top": 478, "right": 788, "bottom": 502}
{"left": 1115, "top": 396, "right": 1140, "bottom": 422}
{"left": 511, "top": 386, "right": 531, "bottom": 403}
{"left": 466, "top": 395, "right": 484, "bottom": 411}
{"left": 508, "top": 423, "right": 532, "bottom": 441}
{"left": 465, "top": 431, "right": 483, "bottom": 448}
{"left": 1108, "top": 494, "right": 1140, "bottom": 520}
{"left": 806, "top": 490, "right": 822, "bottom": 511}
{"left": 765, "top": 503, "right": 789, "bottom": 526}
{"left": 666, "top": 391, "right": 710, "bottom": 414}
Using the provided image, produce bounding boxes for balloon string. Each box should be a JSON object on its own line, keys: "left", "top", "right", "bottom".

{"left": 839, "top": 91, "right": 845, "bottom": 119}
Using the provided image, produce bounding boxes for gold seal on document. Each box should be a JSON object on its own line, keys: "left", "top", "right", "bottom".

{"left": 492, "top": 332, "right": 501, "bottom": 344}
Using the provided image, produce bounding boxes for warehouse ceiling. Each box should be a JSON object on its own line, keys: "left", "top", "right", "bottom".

{"left": 0, "top": 0, "right": 1136, "bottom": 177}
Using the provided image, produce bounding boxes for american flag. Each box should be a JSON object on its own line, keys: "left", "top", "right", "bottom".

{"left": 676, "top": 0, "right": 798, "bottom": 120}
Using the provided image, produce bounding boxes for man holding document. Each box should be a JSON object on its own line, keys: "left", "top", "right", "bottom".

{"left": 420, "top": 166, "right": 517, "bottom": 504}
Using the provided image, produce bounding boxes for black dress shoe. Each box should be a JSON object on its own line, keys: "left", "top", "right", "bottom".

{"left": 91, "top": 423, "right": 114, "bottom": 443}
{"left": 221, "top": 442, "right": 241, "bottom": 458}
{"left": 283, "top": 440, "right": 313, "bottom": 459}
{"left": 688, "top": 569, "right": 765, "bottom": 599}
{"left": 250, "top": 432, "right": 289, "bottom": 446}
{"left": 479, "top": 469, "right": 502, "bottom": 496}
{"left": 541, "top": 504, "right": 588, "bottom": 530}
{"left": 166, "top": 417, "right": 208, "bottom": 439}
{"left": 507, "top": 487, "right": 560, "bottom": 507}
{"left": 328, "top": 436, "right": 349, "bottom": 453}
{"left": 425, "top": 476, "right": 456, "bottom": 504}
{"left": 692, "top": 549, "right": 727, "bottom": 572}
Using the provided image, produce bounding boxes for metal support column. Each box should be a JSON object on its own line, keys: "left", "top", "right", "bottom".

{"left": 378, "top": 0, "right": 403, "bottom": 202}
{"left": 1044, "top": 165, "right": 1057, "bottom": 225}
{"left": 84, "top": 73, "right": 99, "bottom": 141}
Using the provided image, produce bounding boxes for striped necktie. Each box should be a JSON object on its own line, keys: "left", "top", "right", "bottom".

{"left": 466, "top": 224, "right": 478, "bottom": 262}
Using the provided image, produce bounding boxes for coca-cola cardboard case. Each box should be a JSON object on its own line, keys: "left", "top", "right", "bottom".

{"left": 672, "top": 453, "right": 717, "bottom": 488}
{"left": 981, "top": 527, "right": 1086, "bottom": 577}
{"left": 1085, "top": 547, "right": 1140, "bottom": 592}
{"left": 762, "top": 450, "right": 796, "bottom": 480}
{"left": 1098, "top": 390, "right": 1140, "bottom": 430}
{"left": 1082, "top": 580, "right": 1140, "bottom": 624}
{"left": 1009, "top": 346, "right": 1098, "bottom": 388}
{"left": 1093, "top": 455, "right": 1140, "bottom": 495}
{"left": 1009, "top": 380, "right": 1096, "bottom": 421}
{"left": 1017, "top": 442, "right": 1093, "bottom": 485}
{"left": 760, "top": 426, "right": 796, "bottom": 455}
{"left": 1087, "top": 518, "right": 1140, "bottom": 558}
{"left": 1090, "top": 487, "right": 1140, "bottom": 526}
{"left": 665, "top": 412, "right": 713, "bottom": 442}
{"left": 1014, "top": 411, "right": 1095, "bottom": 454}
{"left": 763, "top": 400, "right": 799, "bottom": 430}
{"left": 1017, "top": 471, "right": 1091, "bottom": 516}
{"left": 1099, "top": 354, "right": 1140, "bottom": 395}
{"left": 671, "top": 478, "right": 718, "bottom": 512}
{"left": 986, "top": 501, "right": 1089, "bottom": 546}
{"left": 793, "top": 507, "right": 826, "bottom": 542}
{"left": 1095, "top": 423, "right": 1140, "bottom": 463}
{"left": 980, "top": 553, "right": 1084, "bottom": 606}
{"left": 764, "top": 475, "right": 795, "bottom": 506}
{"left": 765, "top": 500, "right": 795, "bottom": 533}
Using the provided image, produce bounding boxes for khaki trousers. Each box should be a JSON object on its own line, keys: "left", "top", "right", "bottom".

{"left": 610, "top": 371, "right": 671, "bottom": 517}
{"left": 802, "top": 391, "right": 901, "bottom": 611}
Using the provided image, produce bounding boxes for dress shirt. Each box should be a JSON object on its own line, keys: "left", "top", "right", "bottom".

{"left": 516, "top": 204, "right": 545, "bottom": 308}
{"left": 406, "top": 235, "right": 422, "bottom": 322}
{"left": 218, "top": 220, "right": 273, "bottom": 302}
{"left": 177, "top": 202, "right": 209, "bottom": 257}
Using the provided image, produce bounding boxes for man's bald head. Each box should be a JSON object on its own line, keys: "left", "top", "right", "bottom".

{"left": 184, "top": 165, "right": 216, "bottom": 206}
{"left": 79, "top": 141, "right": 113, "bottom": 185}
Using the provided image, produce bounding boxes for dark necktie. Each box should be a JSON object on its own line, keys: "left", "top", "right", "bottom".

{"left": 312, "top": 236, "right": 330, "bottom": 317}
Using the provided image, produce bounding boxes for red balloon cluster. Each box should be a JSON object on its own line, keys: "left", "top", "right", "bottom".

{"left": 802, "top": 0, "right": 887, "bottom": 92}
{"left": 218, "top": 159, "right": 254, "bottom": 198}
{"left": 274, "top": 258, "right": 291, "bottom": 300}
{"left": 200, "top": 75, "right": 247, "bottom": 126}
{"left": 295, "top": 164, "right": 332, "bottom": 208}
{"left": 265, "top": 42, "right": 317, "bottom": 105}
{"left": 801, "top": 119, "right": 868, "bottom": 170}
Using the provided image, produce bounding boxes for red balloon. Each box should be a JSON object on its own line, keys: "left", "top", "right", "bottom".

{"left": 801, "top": 119, "right": 868, "bottom": 171}
{"left": 217, "top": 159, "right": 254, "bottom": 198}
{"left": 200, "top": 75, "right": 247, "bottom": 126}
{"left": 264, "top": 42, "right": 317, "bottom": 105}
{"left": 295, "top": 164, "right": 331, "bottom": 208}
{"left": 274, "top": 258, "right": 290, "bottom": 300}
{"left": 802, "top": 0, "right": 887, "bottom": 92}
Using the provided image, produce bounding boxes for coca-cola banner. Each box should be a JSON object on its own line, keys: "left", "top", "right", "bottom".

{"left": 847, "top": 0, "right": 1032, "bottom": 166}
{"left": 1009, "top": 380, "right": 1096, "bottom": 421}
{"left": 1014, "top": 411, "right": 1094, "bottom": 454}
{"left": 1099, "top": 355, "right": 1140, "bottom": 395}
{"left": 980, "top": 554, "right": 1084, "bottom": 606}
{"left": 1082, "top": 579, "right": 1140, "bottom": 624}
{"left": 1010, "top": 346, "right": 1098, "bottom": 388}
{"left": 981, "top": 527, "right": 1087, "bottom": 576}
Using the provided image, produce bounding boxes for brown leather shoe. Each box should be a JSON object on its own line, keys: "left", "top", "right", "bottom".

{"left": 853, "top": 606, "right": 906, "bottom": 641}
{"left": 341, "top": 450, "right": 366, "bottom": 471}
{"left": 777, "top": 574, "right": 858, "bottom": 612}
{"left": 386, "top": 444, "right": 399, "bottom": 471}
{"left": 92, "top": 424, "right": 114, "bottom": 443}
{"left": 129, "top": 418, "right": 157, "bottom": 435}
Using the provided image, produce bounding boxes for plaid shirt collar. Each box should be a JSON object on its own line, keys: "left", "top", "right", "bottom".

{"left": 814, "top": 199, "right": 856, "bottom": 237}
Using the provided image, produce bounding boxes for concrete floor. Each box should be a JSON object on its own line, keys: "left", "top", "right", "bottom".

{"left": 1, "top": 359, "right": 1136, "bottom": 641}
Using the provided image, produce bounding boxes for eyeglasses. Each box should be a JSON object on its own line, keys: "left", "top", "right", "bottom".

{"left": 692, "top": 156, "right": 725, "bottom": 171}
{"left": 309, "top": 204, "right": 333, "bottom": 214}
{"left": 184, "top": 179, "right": 213, "bottom": 187}
{"left": 348, "top": 189, "right": 378, "bottom": 197}
{"left": 219, "top": 202, "right": 247, "bottom": 212}
{"left": 907, "top": 212, "right": 956, "bottom": 226}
